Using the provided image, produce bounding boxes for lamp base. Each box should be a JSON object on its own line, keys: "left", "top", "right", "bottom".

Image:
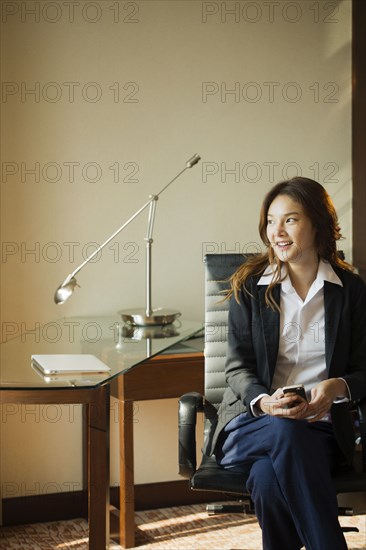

{"left": 118, "top": 308, "right": 181, "bottom": 326}
{"left": 120, "top": 324, "right": 180, "bottom": 340}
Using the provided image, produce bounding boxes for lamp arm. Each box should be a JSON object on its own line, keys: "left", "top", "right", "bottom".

{"left": 143, "top": 161, "right": 194, "bottom": 315}
{"left": 55, "top": 154, "right": 201, "bottom": 305}
{"left": 145, "top": 198, "right": 157, "bottom": 317}
{"left": 68, "top": 196, "right": 153, "bottom": 279}
{"left": 69, "top": 164, "right": 191, "bottom": 279}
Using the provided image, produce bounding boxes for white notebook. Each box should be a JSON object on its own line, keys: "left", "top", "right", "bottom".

{"left": 31, "top": 354, "right": 111, "bottom": 375}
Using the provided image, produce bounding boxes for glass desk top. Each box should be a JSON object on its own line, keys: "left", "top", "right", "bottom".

{"left": 0, "top": 316, "right": 203, "bottom": 390}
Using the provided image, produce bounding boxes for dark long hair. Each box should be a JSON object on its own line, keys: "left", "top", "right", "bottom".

{"left": 228, "top": 177, "right": 354, "bottom": 310}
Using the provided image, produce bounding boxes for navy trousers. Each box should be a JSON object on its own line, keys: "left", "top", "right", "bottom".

{"left": 216, "top": 413, "right": 348, "bottom": 550}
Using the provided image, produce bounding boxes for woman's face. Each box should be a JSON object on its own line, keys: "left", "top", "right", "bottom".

{"left": 266, "top": 194, "right": 317, "bottom": 265}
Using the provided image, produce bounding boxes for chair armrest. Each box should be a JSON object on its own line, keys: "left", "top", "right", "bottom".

{"left": 178, "top": 392, "right": 205, "bottom": 479}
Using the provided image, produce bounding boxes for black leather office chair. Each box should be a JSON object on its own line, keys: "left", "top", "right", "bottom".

{"left": 179, "top": 253, "right": 366, "bottom": 522}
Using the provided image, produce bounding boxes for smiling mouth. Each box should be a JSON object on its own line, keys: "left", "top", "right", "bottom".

{"left": 276, "top": 241, "right": 293, "bottom": 248}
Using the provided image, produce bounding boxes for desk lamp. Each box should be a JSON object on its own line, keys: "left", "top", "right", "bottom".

{"left": 54, "top": 154, "right": 201, "bottom": 326}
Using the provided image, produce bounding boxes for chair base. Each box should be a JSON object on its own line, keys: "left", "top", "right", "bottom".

{"left": 206, "top": 501, "right": 255, "bottom": 515}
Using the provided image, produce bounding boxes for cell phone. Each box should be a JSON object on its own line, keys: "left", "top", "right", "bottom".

{"left": 282, "top": 384, "right": 308, "bottom": 406}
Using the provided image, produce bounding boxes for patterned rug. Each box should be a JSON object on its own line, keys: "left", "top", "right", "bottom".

{"left": 0, "top": 503, "right": 365, "bottom": 549}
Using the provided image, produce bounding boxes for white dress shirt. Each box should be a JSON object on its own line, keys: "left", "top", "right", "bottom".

{"left": 250, "top": 259, "right": 349, "bottom": 418}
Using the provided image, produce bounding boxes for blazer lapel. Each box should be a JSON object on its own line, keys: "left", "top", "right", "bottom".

{"left": 324, "top": 281, "right": 343, "bottom": 372}
{"left": 258, "top": 285, "right": 280, "bottom": 384}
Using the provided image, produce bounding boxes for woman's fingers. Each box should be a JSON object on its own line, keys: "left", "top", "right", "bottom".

{"left": 260, "top": 393, "right": 308, "bottom": 418}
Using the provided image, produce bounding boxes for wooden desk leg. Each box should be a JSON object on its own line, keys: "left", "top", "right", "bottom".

{"left": 88, "top": 384, "right": 110, "bottom": 550}
{"left": 119, "top": 395, "right": 135, "bottom": 548}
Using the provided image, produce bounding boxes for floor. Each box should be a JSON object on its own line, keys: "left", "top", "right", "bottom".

{"left": 0, "top": 503, "right": 365, "bottom": 549}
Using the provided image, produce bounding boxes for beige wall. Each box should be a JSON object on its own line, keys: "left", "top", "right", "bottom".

{"left": 1, "top": 0, "right": 351, "bottom": 507}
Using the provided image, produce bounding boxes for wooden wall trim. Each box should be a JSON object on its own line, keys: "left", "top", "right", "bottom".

{"left": 352, "top": 0, "right": 366, "bottom": 281}
{"left": 1, "top": 481, "right": 230, "bottom": 527}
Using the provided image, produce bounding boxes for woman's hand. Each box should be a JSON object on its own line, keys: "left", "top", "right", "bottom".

{"left": 306, "top": 378, "right": 348, "bottom": 422}
{"left": 258, "top": 379, "right": 348, "bottom": 420}
{"left": 258, "top": 388, "right": 309, "bottom": 419}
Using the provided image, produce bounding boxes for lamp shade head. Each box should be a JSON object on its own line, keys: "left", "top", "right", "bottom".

{"left": 54, "top": 275, "right": 78, "bottom": 304}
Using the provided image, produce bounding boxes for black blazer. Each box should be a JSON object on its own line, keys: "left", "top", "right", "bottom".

{"left": 206, "top": 265, "right": 366, "bottom": 466}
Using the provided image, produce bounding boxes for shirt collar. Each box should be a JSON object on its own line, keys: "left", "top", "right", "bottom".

{"left": 257, "top": 259, "right": 343, "bottom": 292}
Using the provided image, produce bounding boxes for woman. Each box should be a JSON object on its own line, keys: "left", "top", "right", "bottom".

{"left": 208, "top": 177, "right": 366, "bottom": 550}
